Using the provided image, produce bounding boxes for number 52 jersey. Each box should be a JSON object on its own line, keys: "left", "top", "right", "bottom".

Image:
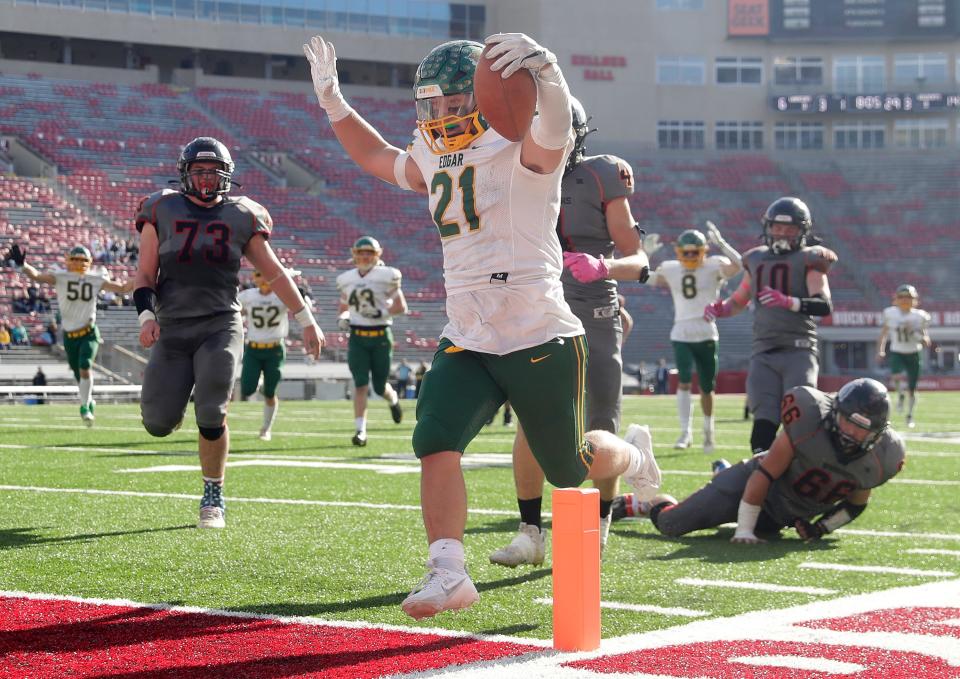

{"left": 336, "top": 265, "right": 401, "bottom": 327}
{"left": 238, "top": 288, "right": 289, "bottom": 343}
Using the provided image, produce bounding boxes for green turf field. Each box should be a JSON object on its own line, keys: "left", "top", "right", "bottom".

{"left": 0, "top": 393, "right": 957, "bottom": 639}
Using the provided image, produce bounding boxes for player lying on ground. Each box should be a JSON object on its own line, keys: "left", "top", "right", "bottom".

{"left": 612, "top": 379, "right": 904, "bottom": 544}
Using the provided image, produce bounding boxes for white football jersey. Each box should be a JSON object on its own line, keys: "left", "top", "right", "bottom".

{"left": 239, "top": 288, "right": 289, "bottom": 343}
{"left": 53, "top": 268, "right": 108, "bottom": 332}
{"left": 408, "top": 127, "right": 582, "bottom": 354}
{"left": 337, "top": 264, "right": 402, "bottom": 327}
{"left": 654, "top": 256, "right": 731, "bottom": 342}
{"left": 882, "top": 306, "right": 930, "bottom": 354}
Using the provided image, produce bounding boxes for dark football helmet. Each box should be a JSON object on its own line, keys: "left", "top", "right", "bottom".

{"left": 177, "top": 137, "right": 234, "bottom": 203}
{"left": 762, "top": 196, "right": 811, "bottom": 254}
{"left": 565, "top": 96, "right": 593, "bottom": 174}
{"left": 828, "top": 378, "right": 890, "bottom": 462}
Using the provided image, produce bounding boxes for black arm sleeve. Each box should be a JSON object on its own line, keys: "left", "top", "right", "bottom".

{"left": 133, "top": 287, "right": 157, "bottom": 315}
{"left": 798, "top": 293, "right": 832, "bottom": 317}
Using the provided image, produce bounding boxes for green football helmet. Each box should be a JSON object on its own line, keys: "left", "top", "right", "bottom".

{"left": 675, "top": 229, "right": 708, "bottom": 270}
{"left": 66, "top": 245, "right": 93, "bottom": 273}
{"left": 352, "top": 236, "right": 382, "bottom": 273}
{"left": 895, "top": 283, "right": 919, "bottom": 311}
{"left": 414, "top": 40, "right": 487, "bottom": 154}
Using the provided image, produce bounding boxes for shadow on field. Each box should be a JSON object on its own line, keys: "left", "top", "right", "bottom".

{"left": 615, "top": 528, "right": 839, "bottom": 563}
{"left": 0, "top": 524, "right": 194, "bottom": 550}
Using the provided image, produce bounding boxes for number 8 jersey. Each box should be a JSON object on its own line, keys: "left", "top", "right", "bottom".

{"left": 653, "top": 256, "right": 732, "bottom": 342}
{"left": 336, "top": 264, "right": 402, "bottom": 327}
{"left": 53, "top": 267, "right": 109, "bottom": 332}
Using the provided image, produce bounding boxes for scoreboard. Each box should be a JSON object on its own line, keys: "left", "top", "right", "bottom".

{"left": 729, "top": 0, "right": 959, "bottom": 39}
{"left": 772, "top": 91, "right": 960, "bottom": 113}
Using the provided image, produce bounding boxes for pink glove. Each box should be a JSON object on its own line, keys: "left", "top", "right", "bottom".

{"left": 563, "top": 251, "right": 609, "bottom": 283}
{"left": 758, "top": 286, "right": 795, "bottom": 309}
{"left": 704, "top": 300, "right": 733, "bottom": 322}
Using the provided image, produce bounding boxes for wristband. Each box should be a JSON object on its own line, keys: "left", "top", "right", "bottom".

{"left": 138, "top": 310, "right": 157, "bottom": 327}
{"left": 294, "top": 306, "right": 316, "bottom": 327}
{"left": 734, "top": 500, "right": 762, "bottom": 537}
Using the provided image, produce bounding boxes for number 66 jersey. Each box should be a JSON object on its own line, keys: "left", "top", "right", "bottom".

{"left": 762, "top": 385, "right": 906, "bottom": 526}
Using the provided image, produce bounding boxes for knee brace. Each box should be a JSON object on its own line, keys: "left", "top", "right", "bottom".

{"left": 198, "top": 424, "right": 226, "bottom": 441}
{"left": 750, "top": 418, "right": 779, "bottom": 455}
{"left": 143, "top": 419, "right": 179, "bottom": 438}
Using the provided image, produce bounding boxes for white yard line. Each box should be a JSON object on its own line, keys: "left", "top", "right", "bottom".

{"left": 798, "top": 562, "right": 955, "bottom": 578}
{"left": 675, "top": 578, "right": 836, "bottom": 595}
{"left": 533, "top": 597, "right": 708, "bottom": 618}
{"left": 906, "top": 548, "right": 960, "bottom": 556}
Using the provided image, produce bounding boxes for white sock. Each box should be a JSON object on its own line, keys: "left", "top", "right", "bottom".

{"left": 677, "top": 389, "right": 692, "bottom": 435}
{"left": 355, "top": 416, "right": 366, "bottom": 433}
{"left": 262, "top": 402, "right": 278, "bottom": 431}
{"left": 202, "top": 475, "right": 224, "bottom": 485}
{"left": 79, "top": 376, "right": 92, "bottom": 407}
{"left": 429, "top": 538, "right": 465, "bottom": 572}
{"left": 897, "top": 382, "right": 905, "bottom": 398}
{"left": 389, "top": 391, "right": 399, "bottom": 406}
{"left": 908, "top": 394, "right": 916, "bottom": 417}
{"left": 624, "top": 443, "right": 648, "bottom": 479}
{"left": 704, "top": 414, "right": 715, "bottom": 436}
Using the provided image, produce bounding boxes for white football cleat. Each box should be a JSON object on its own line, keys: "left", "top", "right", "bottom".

{"left": 624, "top": 424, "right": 662, "bottom": 503}
{"left": 673, "top": 433, "right": 692, "bottom": 449}
{"left": 599, "top": 514, "right": 612, "bottom": 556}
{"left": 702, "top": 431, "right": 715, "bottom": 455}
{"left": 259, "top": 428, "right": 272, "bottom": 441}
{"left": 197, "top": 506, "right": 225, "bottom": 529}
{"left": 489, "top": 522, "right": 545, "bottom": 567}
{"left": 401, "top": 560, "right": 479, "bottom": 620}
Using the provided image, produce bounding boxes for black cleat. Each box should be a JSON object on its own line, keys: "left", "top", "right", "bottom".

{"left": 352, "top": 430, "right": 367, "bottom": 447}
{"left": 390, "top": 401, "right": 403, "bottom": 424}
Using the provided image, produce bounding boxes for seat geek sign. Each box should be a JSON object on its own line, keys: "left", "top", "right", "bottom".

{"left": 570, "top": 54, "right": 627, "bottom": 82}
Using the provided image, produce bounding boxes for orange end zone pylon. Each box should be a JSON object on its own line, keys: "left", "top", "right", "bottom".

{"left": 552, "top": 487, "right": 601, "bottom": 651}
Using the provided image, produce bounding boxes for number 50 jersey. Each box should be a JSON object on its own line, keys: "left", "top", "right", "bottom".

{"left": 53, "top": 267, "right": 109, "bottom": 332}
{"left": 136, "top": 189, "right": 273, "bottom": 322}
{"left": 337, "top": 265, "right": 402, "bottom": 327}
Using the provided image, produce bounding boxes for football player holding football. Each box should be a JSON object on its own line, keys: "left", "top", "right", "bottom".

{"left": 336, "top": 236, "right": 406, "bottom": 446}
{"left": 877, "top": 284, "right": 931, "bottom": 428}
{"left": 239, "top": 268, "right": 305, "bottom": 441}
{"left": 134, "top": 137, "right": 323, "bottom": 529}
{"left": 304, "top": 34, "right": 661, "bottom": 619}
{"left": 490, "top": 97, "right": 650, "bottom": 566}
{"left": 20, "top": 245, "right": 134, "bottom": 425}
{"left": 705, "top": 197, "right": 836, "bottom": 456}
{"left": 650, "top": 224, "right": 740, "bottom": 454}
{"left": 612, "top": 379, "right": 905, "bottom": 544}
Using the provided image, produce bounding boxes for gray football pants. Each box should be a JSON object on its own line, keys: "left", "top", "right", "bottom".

{"left": 581, "top": 312, "right": 624, "bottom": 435}
{"left": 141, "top": 312, "right": 243, "bottom": 437}
{"left": 747, "top": 348, "right": 818, "bottom": 423}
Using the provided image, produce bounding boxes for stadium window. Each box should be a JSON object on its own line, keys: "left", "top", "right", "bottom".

{"left": 833, "top": 122, "right": 884, "bottom": 150}
{"left": 350, "top": 0, "right": 370, "bottom": 32}
{"left": 217, "top": 0, "right": 239, "bottom": 21}
{"left": 305, "top": 6, "right": 326, "bottom": 29}
{"left": 329, "top": 0, "right": 348, "bottom": 31}
{"left": 198, "top": 0, "right": 215, "bottom": 19}
{"left": 131, "top": 0, "right": 150, "bottom": 13}
{"left": 893, "top": 53, "right": 948, "bottom": 87}
{"left": 466, "top": 4, "right": 485, "bottom": 41}
{"left": 716, "top": 121, "right": 763, "bottom": 150}
{"left": 658, "top": 121, "right": 704, "bottom": 150}
{"left": 715, "top": 57, "right": 762, "bottom": 85}
{"left": 773, "top": 56, "right": 822, "bottom": 86}
{"left": 656, "top": 0, "right": 704, "bottom": 9}
{"left": 368, "top": 0, "right": 389, "bottom": 33}
{"left": 656, "top": 57, "right": 705, "bottom": 86}
{"left": 775, "top": 121, "right": 823, "bottom": 150}
{"left": 154, "top": 0, "right": 173, "bottom": 14}
{"left": 108, "top": 0, "right": 129, "bottom": 11}
{"left": 833, "top": 342, "right": 868, "bottom": 370}
{"left": 833, "top": 56, "right": 884, "bottom": 92}
{"left": 409, "top": 0, "right": 431, "bottom": 36}
{"left": 240, "top": 2, "right": 261, "bottom": 23}
{"left": 174, "top": 0, "right": 196, "bottom": 18}
{"left": 894, "top": 119, "right": 948, "bottom": 149}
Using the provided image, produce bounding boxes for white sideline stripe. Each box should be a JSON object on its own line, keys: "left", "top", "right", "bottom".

{"left": 0, "top": 589, "right": 552, "bottom": 648}
{"left": 799, "top": 562, "right": 955, "bottom": 578}
{"left": 676, "top": 578, "right": 836, "bottom": 595}
{"left": 942, "top": 618, "right": 960, "bottom": 628}
{"left": 906, "top": 548, "right": 960, "bottom": 556}
{"left": 533, "top": 597, "right": 708, "bottom": 618}
{"left": 836, "top": 527, "right": 960, "bottom": 541}
{"left": 0, "top": 485, "right": 516, "bottom": 516}
{"left": 729, "top": 655, "right": 864, "bottom": 673}
{"left": 116, "top": 460, "right": 426, "bottom": 475}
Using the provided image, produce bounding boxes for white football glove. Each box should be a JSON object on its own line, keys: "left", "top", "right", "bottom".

{"left": 484, "top": 33, "right": 557, "bottom": 79}
{"left": 302, "top": 35, "right": 352, "bottom": 121}
{"left": 337, "top": 316, "right": 351, "bottom": 332}
{"left": 704, "top": 220, "right": 725, "bottom": 246}
{"left": 642, "top": 232, "right": 663, "bottom": 256}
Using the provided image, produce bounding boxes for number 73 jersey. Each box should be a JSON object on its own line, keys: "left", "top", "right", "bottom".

{"left": 336, "top": 265, "right": 402, "bottom": 327}
{"left": 53, "top": 267, "right": 109, "bottom": 332}
{"left": 238, "top": 288, "right": 289, "bottom": 343}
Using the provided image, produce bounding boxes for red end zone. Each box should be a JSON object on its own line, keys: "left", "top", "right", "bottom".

{"left": 0, "top": 595, "right": 541, "bottom": 678}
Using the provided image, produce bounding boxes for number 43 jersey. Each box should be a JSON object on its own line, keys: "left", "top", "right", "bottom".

{"left": 238, "top": 288, "right": 289, "bottom": 343}
{"left": 336, "top": 265, "right": 401, "bottom": 327}
{"left": 762, "top": 385, "right": 905, "bottom": 526}
{"left": 654, "top": 256, "right": 732, "bottom": 342}
{"left": 53, "top": 267, "right": 109, "bottom": 332}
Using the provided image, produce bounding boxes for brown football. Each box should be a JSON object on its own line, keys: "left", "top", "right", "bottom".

{"left": 474, "top": 44, "right": 537, "bottom": 142}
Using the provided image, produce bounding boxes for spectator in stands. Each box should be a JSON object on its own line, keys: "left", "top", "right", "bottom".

{"left": 491, "top": 97, "right": 650, "bottom": 566}
{"left": 32, "top": 367, "right": 47, "bottom": 405}
{"left": 125, "top": 239, "right": 139, "bottom": 263}
{"left": 304, "top": 33, "right": 661, "bottom": 619}
{"left": 655, "top": 358, "right": 669, "bottom": 395}
{"left": 704, "top": 197, "right": 836, "bottom": 456}
{"left": 11, "top": 321, "right": 30, "bottom": 346}
{"left": 4, "top": 243, "right": 24, "bottom": 269}
{"left": 36, "top": 288, "right": 51, "bottom": 313}
{"left": 636, "top": 360, "right": 647, "bottom": 393}
{"left": 34, "top": 324, "right": 55, "bottom": 347}
{"left": 0, "top": 324, "right": 11, "bottom": 350}
{"left": 395, "top": 359, "right": 412, "bottom": 399}
{"left": 111, "top": 239, "right": 126, "bottom": 263}
{"left": 415, "top": 361, "right": 428, "bottom": 398}
{"left": 133, "top": 136, "right": 322, "bottom": 531}
{"left": 11, "top": 290, "right": 28, "bottom": 313}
